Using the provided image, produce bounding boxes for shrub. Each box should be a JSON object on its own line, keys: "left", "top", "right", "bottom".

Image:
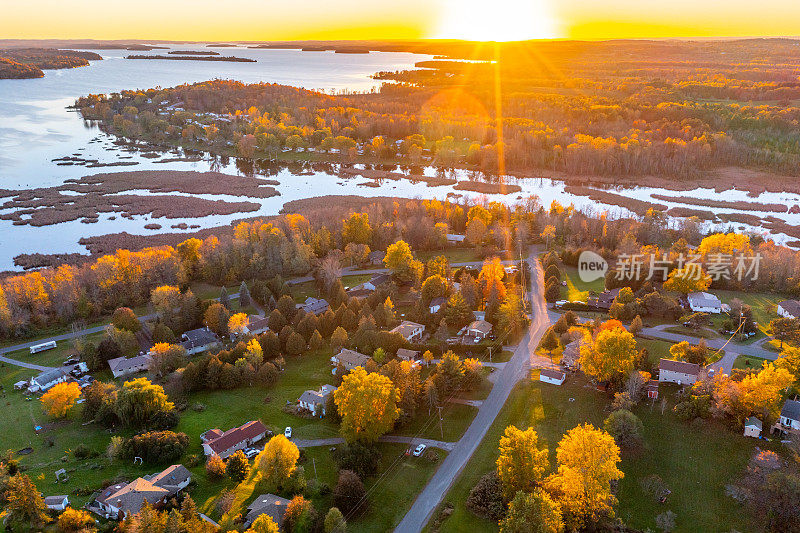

{"left": 120, "top": 431, "right": 189, "bottom": 464}
{"left": 603, "top": 409, "right": 644, "bottom": 448}
{"left": 466, "top": 471, "right": 505, "bottom": 521}
{"left": 333, "top": 469, "right": 366, "bottom": 515}
{"left": 205, "top": 454, "right": 226, "bottom": 480}
{"left": 226, "top": 450, "right": 250, "bottom": 482}
{"left": 331, "top": 443, "right": 380, "bottom": 479}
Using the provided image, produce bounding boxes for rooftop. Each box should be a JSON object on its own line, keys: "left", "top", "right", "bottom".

{"left": 205, "top": 420, "right": 267, "bottom": 455}
{"left": 781, "top": 399, "right": 800, "bottom": 421}
{"left": 659, "top": 358, "right": 701, "bottom": 375}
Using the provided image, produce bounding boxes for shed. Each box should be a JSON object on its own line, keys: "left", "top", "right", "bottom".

{"left": 539, "top": 368, "right": 566, "bottom": 385}
{"left": 743, "top": 416, "right": 762, "bottom": 438}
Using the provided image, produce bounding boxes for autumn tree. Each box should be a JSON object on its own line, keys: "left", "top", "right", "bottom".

{"left": 496, "top": 426, "right": 549, "bottom": 500}
{"left": 603, "top": 409, "right": 644, "bottom": 449}
{"left": 148, "top": 342, "right": 188, "bottom": 377}
{"left": 579, "top": 324, "right": 637, "bottom": 384}
{"left": 498, "top": 294, "right": 528, "bottom": 338}
{"left": 479, "top": 257, "right": 507, "bottom": 303}
{"left": 333, "top": 367, "right": 401, "bottom": 443}
{"left": 445, "top": 292, "right": 473, "bottom": 328}
{"left": 384, "top": 240, "right": 422, "bottom": 284}
{"left": 500, "top": 489, "right": 564, "bottom": 533}
{"left": 283, "top": 496, "right": 317, "bottom": 533}
{"left": 4, "top": 473, "right": 49, "bottom": 528}
{"left": 112, "top": 306, "right": 141, "bottom": 332}
{"left": 324, "top": 507, "right": 347, "bottom": 533}
{"left": 342, "top": 212, "right": 373, "bottom": 245}
{"left": 334, "top": 469, "right": 366, "bottom": 515}
{"left": 41, "top": 381, "right": 82, "bottom": 418}
{"left": 205, "top": 454, "right": 226, "bottom": 479}
{"left": 151, "top": 285, "right": 182, "bottom": 316}
{"left": 226, "top": 450, "right": 250, "bottom": 482}
{"left": 246, "top": 514, "right": 280, "bottom": 533}
{"left": 663, "top": 266, "right": 712, "bottom": 294}
{"left": 769, "top": 318, "right": 800, "bottom": 348}
{"left": 228, "top": 312, "right": 249, "bottom": 338}
{"left": 204, "top": 302, "right": 230, "bottom": 337}
{"left": 57, "top": 507, "right": 95, "bottom": 532}
{"left": 256, "top": 435, "right": 300, "bottom": 488}
{"left": 239, "top": 281, "right": 251, "bottom": 308}
{"left": 331, "top": 326, "right": 349, "bottom": 351}
{"left": 544, "top": 424, "right": 623, "bottom": 529}
{"left": 115, "top": 377, "right": 174, "bottom": 428}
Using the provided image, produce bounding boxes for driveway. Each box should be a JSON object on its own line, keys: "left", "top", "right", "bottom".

{"left": 394, "top": 247, "right": 551, "bottom": 533}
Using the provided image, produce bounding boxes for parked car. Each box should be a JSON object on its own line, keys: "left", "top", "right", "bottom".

{"left": 244, "top": 448, "right": 259, "bottom": 459}
{"left": 284, "top": 427, "right": 292, "bottom": 439}
{"left": 412, "top": 444, "right": 427, "bottom": 457}
{"left": 63, "top": 357, "right": 79, "bottom": 366}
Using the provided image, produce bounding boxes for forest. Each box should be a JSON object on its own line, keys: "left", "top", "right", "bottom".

{"left": 0, "top": 48, "right": 101, "bottom": 78}
{"left": 74, "top": 39, "right": 800, "bottom": 183}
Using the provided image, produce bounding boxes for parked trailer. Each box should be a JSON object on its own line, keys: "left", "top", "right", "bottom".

{"left": 29, "top": 341, "right": 56, "bottom": 354}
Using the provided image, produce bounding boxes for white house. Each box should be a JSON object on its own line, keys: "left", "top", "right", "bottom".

{"left": 743, "top": 416, "right": 762, "bottom": 438}
{"left": 539, "top": 368, "right": 566, "bottom": 385}
{"left": 29, "top": 367, "right": 71, "bottom": 392}
{"left": 391, "top": 321, "right": 425, "bottom": 342}
{"left": 446, "top": 234, "right": 466, "bottom": 244}
{"left": 108, "top": 354, "right": 152, "bottom": 379}
{"left": 687, "top": 292, "right": 722, "bottom": 314}
{"left": 297, "top": 297, "right": 330, "bottom": 316}
{"left": 429, "top": 297, "right": 446, "bottom": 314}
{"left": 658, "top": 359, "right": 701, "bottom": 385}
{"left": 777, "top": 300, "right": 800, "bottom": 319}
{"left": 44, "top": 495, "right": 69, "bottom": 511}
{"left": 363, "top": 274, "right": 391, "bottom": 291}
{"left": 466, "top": 320, "right": 492, "bottom": 341}
{"left": 297, "top": 384, "right": 337, "bottom": 416}
{"left": 777, "top": 399, "right": 800, "bottom": 434}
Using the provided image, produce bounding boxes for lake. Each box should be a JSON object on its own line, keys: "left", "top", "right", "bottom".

{"left": 0, "top": 45, "right": 798, "bottom": 271}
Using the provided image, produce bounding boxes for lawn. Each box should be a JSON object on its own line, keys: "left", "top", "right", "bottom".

{"left": 562, "top": 265, "right": 605, "bottom": 302}
{"left": 416, "top": 247, "right": 483, "bottom": 265}
{"left": 394, "top": 403, "right": 478, "bottom": 442}
{"left": 732, "top": 354, "right": 769, "bottom": 370}
{"left": 635, "top": 337, "right": 677, "bottom": 367}
{"left": 431, "top": 374, "right": 762, "bottom": 533}
{"left": 4, "top": 331, "right": 105, "bottom": 367}
{"left": 290, "top": 274, "right": 374, "bottom": 302}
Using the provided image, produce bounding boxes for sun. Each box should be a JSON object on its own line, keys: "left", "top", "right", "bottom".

{"left": 434, "top": 0, "right": 559, "bottom": 41}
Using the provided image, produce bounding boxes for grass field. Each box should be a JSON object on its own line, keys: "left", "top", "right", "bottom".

{"left": 393, "top": 403, "right": 478, "bottom": 442}
{"left": 4, "top": 331, "right": 105, "bottom": 367}
{"left": 431, "top": 374, "right": 762, "bottom": 533}
{"left": 290, "top": 274, "right": 374, "bottom": 302}
{"left": 415, "top": 248, "right": 482, "bottom": 264}
{"left": 733, "top": 354, "right": 769, "bottom": 370}
{"left": 562, "top": 265, "right": 605, "bottom": 302}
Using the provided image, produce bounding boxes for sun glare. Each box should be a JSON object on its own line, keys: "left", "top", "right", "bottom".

{"left": 434, "top": 0, "right": 558, "bottom": 41}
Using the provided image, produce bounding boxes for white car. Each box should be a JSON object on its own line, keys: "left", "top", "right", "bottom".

{"left": 284, "top": 427, "right": 292, "bottom": 439}
{"left": 412, "top": 444, "right": 427, "bottom": 457}
{"left": 244, "top": 448, "right": 259, "bottom": 459}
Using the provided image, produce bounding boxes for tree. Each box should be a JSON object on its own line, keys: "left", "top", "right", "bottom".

{"left": 331, "top": 326, "right": 349, "bottom": 351}
{"left": 239, "top": 281, "right": 251, "bottom": 308}
{"left": 334, "top": 367, "right": 401, "bottom": 443}
{"left": 220, "top": 286, "right": 230, "bottom": 309}
{"left": 342, "top": 212, "right": 372, "bottom": 245}
{"left": 384, "top": 240, "right": 422, "bottom": 284}
{"left": 544, "top": 424, "right": 623, "bottom": 529}
{"left": 268, "top": 308, "right": 287, "bottom": 333}
{"left": 498, "top": 294, "right": 528, "bottom": 338}
{"left": 246, "top": 514, "right": 280, "bottom": 533}
{"left": 112, "top": 306, "right": 141, "bottom": 332}
{"left": 663, "top": 266, "right": 712, "bottom": 294}
{"left": 541, "top": 225, "right": 556, "bottom": 248}
{"left": 579, "top": 325, "right": 637, "bottom": 384}
{"left": 334, "top": 469, "right": 366, "bottom": 515}
{"left": 286, "top": 331, "right": 306, "bottom": 356}
{"left": 479, "top": 257, "right": 507, "bottom": 303}
{"left": 204, "top": 302, "right": 230, "bottom": 337}
{"left": 775, "top": 346, "right": 800, "bottom": 383}
{"left": 324, "top": 507, "right": 347, "bottom": 533}
{"left": 120, "top": 430, "right": 189, "bottom": 464}
{"left": 115, "top": 377, "right": 174, "bottom": 428}
{"left": 769, "top": 318, "right": 800, "bottom": 348}
{"left": 151, "top": 285, "right": 182, "bottom": 316}
{"left": 148, "top": 342, "right": 188, "bottom": 377}
{"left": 421, "top": 275, "right": 449, "bottom": 304}
{"left": 284, "top": 496, "right": 316, "bottom": 533}
{"left": 466, "top": 471, "right": 505, "bottom": 521}
{"left": 57, "top": 507, "right": 96, "bottom": 532}
{"left": 629, "top": 315, "right": 643, "bottom": 336}
{"left": 603, "top": 409, "right": 644, "bottom": 448}
{"left": 500, "top": 489, "right": 564, "bottom": 533}
{"left": 206, "top": 454, "right": 226, "bottom": 479}
{"left": 496, "top": 425, "right": 549, "bottom": 500}
{"left": 541, "top": 328, "right": 559, "bottom": 359}
{"left": 445, "top": 292, "right": 473, "bottom": 328}
{"left": 256, "top": 435, "right": 300, "bottom": 488}
{"left": 226, "top": 450, "right": 250, "bottom": 482}
{"left": 228, "top": 312, "right": 249, "bottom": 338}
{"left": 4, "top": 473, "right": 49, "bottom": 528}
{"left": 41, "top": 381, "right": 82, "bottom": 418}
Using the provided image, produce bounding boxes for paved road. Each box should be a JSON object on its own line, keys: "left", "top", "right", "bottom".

{"left": 293, "top": 436, "right": 456, "bottom": 452}
{"left": 394, "top": 248, "right": 551, "bottom": 533}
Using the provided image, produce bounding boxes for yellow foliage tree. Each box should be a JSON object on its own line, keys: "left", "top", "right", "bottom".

{"left": 246, "top": 514, "right": 280, "bottom": 533}
{"left": 496, "top": 426, "right": 549, "bottom": 500}
{"left": 739, "top": 363, "right": 795, "bottom": 419}
{"left": 697, "top": 233, "right": 752, "bottom": 257}
{"left": 57, "top": 507, "right": 96, "bottom": 532}
{"left": 479, "top": 257, "right": 507, "bottom": 303}
{"left": 334, "top": 367, "right": 401, "bottom": 443}
{"left": 228, "top": 312, "right": 250, "bottom": 338}
{"left": 544, "top": 424, "right": 623, "bottom": 529}
{"left": 663, "top": 266, "right": 712, "bottom": 294}
{"left": 41, "top": 382, "right": 82, "bottom": 418}
{"left": 150, "top": 285, "right": 182, "bottom": 315}
{"left": 579, "top": 326, "right": 637, "bottom": 383}
{"left": 256, "top": 435, "right": 300, "bottom": 488}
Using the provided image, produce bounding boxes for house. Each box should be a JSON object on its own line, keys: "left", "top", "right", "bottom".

{"left": 587, "top": 288, "right": 620, "bottom": 311}
{"left": 297, "top": 384, "right": 337, "bottom": 416}
{"left": 108, "top": 354, "right": 152, "bottom": 379}
{"left": 777, "top": 300, "right": 800, "bottom": 319}
{"left": 298, "top": 297, "right": 330, "bottom": 316}
{"left": 331, "top": 348, "right": 371, "bottom": 373}
{"left": 180, "top": 327, "right": 221, "bottom": 355}
{"left": 28, "top": 367, "right": 71, "bottom": 392}
{"left": 744, "top": 416, "right": 763, "bottom": 438}
{"left": 466, "top": 320, "right": 492, "bottom": 341}
{"left": 560, "top": 339, "right": 583, "bottom": 370}
{"left": 346, "top": 286, "right": 372, "bottom": 299}
{"left": 396, "top": 348, "right": 420, "bottom": 362}
{"left": 658, "top": 359, "right": 701, "bottom": 385}
{"left": 539, "top": 368, "right": 566, "bottom": 385}
{"left": 363, "top": 273, "right": 390, "bottom": 291}
{"left": 646, "top": 380, "right": 660, "bottom": 400}
{"left": 446, "top": 233, "right": 466, "bottom": 244}
{"left": 368, "top": 250, "right": 386, "bottom": 265}
{"left": 687, "top": 292, "right": 722, "bottom": 314}
{"left": 777, "top": 399, "right": 800, "bottom": 434}
{"left": 429, "top": 297, "right": 446, "bottom": 314}
{"left": 245, "top": 315, "right": 270, "bottom": 336}
{"left": 391, "top": 321, "right": 425, "bottom": 343}
{"left": 245, "top": 494, "right": 291, "bottom": 528}
{"left": 94, "top": 465, "right": 191, "bottom": 519}
{"left": 44, "top": 495, "right": 69, "bottom": 511}
{"left": 201, "top": 420, "right": 267, "bottom": 458}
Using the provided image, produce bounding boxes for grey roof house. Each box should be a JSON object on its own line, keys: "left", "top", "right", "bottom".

{"left": 245, "top": 494, "right": 291, "bottom": 528}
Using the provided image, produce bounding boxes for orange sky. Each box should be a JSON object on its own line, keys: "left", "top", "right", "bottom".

{"left": 2, "top": 0, "right": 800, "bottom": 41}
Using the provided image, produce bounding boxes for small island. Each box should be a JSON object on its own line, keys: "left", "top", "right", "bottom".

{"left": 126, "top": 54, "right": 255, "bottom": 62}
{"left": 167, "top": 50, "right": 220, "bottom": 56}
{"left": 0, "top": 48, "right": 102, "bottom": 79}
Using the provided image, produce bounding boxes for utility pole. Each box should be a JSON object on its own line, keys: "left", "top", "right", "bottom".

{"left": 436, "top": 406, "right": 444, "bottom": 440}
{"left": 487, "top": 345, "right": 493, "bottom": 363}
{"left": 313, "top": 458, "right": 318, "bottom": 481}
